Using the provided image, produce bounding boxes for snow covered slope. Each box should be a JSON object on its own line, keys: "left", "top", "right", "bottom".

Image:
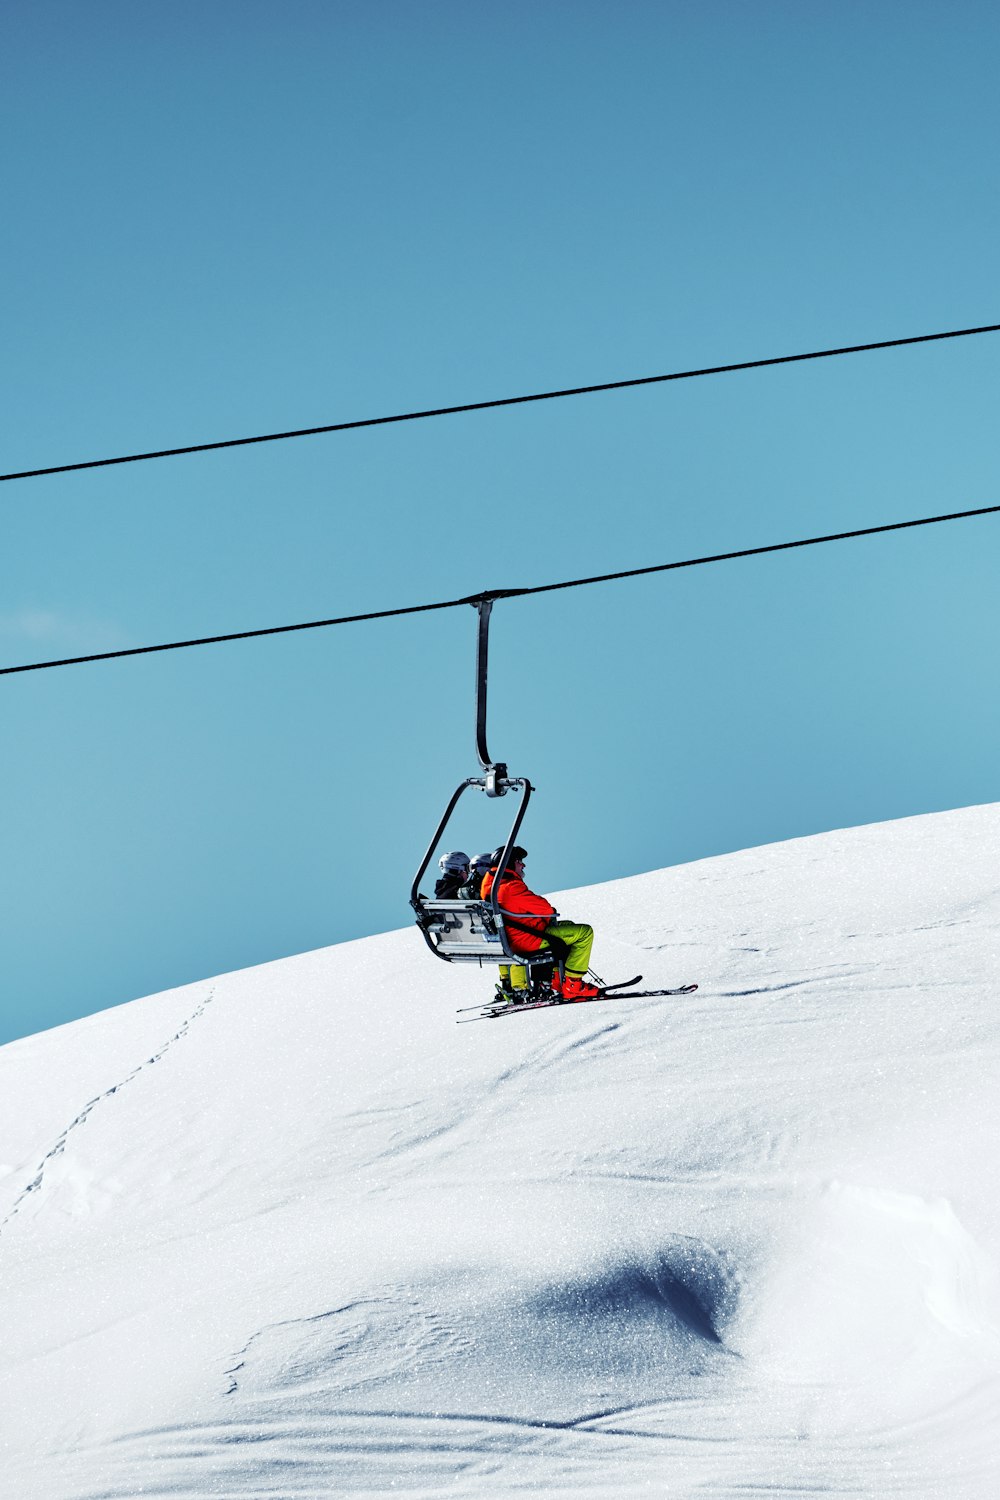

{"left": 2, "top": 805, "right": 999, "bottom": 1499}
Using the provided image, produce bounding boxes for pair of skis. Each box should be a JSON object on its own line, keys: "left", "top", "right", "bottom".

{"left": 457, "top": 976, "right": 698, "bottom": 1023}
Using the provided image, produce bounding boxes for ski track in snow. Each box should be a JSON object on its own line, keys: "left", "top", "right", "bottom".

{"left": 63, "top": 1379, "right": 1000, "bottom": 1500}
{"left": 0, "top": 987, "right": 216, "bottom": 1236}
{"left": 340, "top": 1016, "right": 629, "bottom": 1182}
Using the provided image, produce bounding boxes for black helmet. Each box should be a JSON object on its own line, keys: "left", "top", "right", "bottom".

{"left": 491, "top": 844, "right": 527, "bottom": 868}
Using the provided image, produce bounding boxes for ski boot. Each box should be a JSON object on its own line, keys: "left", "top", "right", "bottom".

{"left": 560, "top": 974, "right": 602, "bottom": 1002}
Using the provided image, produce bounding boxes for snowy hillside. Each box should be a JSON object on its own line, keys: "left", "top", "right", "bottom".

{"left": 2, "top": 805, "right": 999, "bottom": 1499}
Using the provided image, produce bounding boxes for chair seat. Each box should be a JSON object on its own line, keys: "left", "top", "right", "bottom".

{"left": 418, "top": 899, "right": 554, "bottom": 967}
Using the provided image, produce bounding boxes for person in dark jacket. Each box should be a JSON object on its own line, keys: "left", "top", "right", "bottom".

{"left": 434, "top": 851, "right": 470, "bottom": 899}
{"left": 482, "top": 846, "right": 599, "bottom": 1001}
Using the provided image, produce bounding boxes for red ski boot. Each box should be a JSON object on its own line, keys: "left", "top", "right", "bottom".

{"left": 560, "top": 974, "right": 601, "bottom": 1002}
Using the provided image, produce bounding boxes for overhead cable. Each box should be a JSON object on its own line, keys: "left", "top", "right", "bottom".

{"left": 3, "top": 500, "right": 998, "bottom": 678}
{"left": 2, "top": 321, "right": 999, "bottom": 484}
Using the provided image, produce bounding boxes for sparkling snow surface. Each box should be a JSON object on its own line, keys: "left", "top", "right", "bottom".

{"left": 2, "top": 805, "right": 1000, "bottom": 1499}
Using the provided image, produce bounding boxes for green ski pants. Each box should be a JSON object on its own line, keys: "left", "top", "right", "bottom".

{"left": 499, "top": 922, "right": 595, "bottom": 986}
{"left": 540, "top": 921, "right": 594, "bottom": 976}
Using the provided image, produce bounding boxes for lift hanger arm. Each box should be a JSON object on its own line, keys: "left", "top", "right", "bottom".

{"left": 473, "top": 596, "right": 508, "bottom": 795}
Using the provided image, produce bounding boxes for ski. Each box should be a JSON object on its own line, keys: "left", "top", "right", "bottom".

{"left": 458, "top": 982, "right": 698, "bottom": 1022}
{"left": 593, "top": 983, "right": 699, "bottom": 1000}
{"left": 456, "top": 975, "right": 642, "bottom": 1016}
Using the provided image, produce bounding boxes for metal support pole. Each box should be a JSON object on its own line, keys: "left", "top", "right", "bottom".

{"left": 473, "top": 597, "right": 508, "bottom": 794}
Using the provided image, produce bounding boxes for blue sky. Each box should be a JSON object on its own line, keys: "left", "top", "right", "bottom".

{"left": 2, "top": 0, "right": 998, "bottom": 1045}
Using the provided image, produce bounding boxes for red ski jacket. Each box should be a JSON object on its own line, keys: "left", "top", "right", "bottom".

{"left": 481, "top": 869, "right": 556, "bottom": 953}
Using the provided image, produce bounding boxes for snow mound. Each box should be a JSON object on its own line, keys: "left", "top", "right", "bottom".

{"left": 2, "top": 804, "right": 1000, "bottom": 1497}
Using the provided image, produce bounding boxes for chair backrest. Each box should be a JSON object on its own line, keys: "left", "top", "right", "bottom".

{"left": 419, "top": 899, "right": 506, "bottom": 962}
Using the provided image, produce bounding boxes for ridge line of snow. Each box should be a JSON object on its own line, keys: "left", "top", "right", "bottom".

{"left": 0, "top": 986, "right": 216, "bottom": 1238}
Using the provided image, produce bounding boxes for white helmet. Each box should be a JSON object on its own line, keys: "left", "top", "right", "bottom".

{"left": 438, "top": 850, "right": 470, "bottom": 874}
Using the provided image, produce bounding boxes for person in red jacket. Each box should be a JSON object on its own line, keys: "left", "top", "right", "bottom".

{"left": 481, "top": 845, "right": 600, "bottom": 1001}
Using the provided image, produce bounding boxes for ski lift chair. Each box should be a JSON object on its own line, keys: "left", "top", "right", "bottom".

{"left": 410, "top": 594, "right": 567, "bottom": 1004}
{"left": 414, "top": 893, "right": 569, "bottom": 1003}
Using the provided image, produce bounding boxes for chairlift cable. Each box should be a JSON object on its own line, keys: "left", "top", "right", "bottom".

{"left": 2, "top": 499, "right": 999, "bottom": 678}
{"left": 2, "top": 321, "right": 998, "bottom": 484}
